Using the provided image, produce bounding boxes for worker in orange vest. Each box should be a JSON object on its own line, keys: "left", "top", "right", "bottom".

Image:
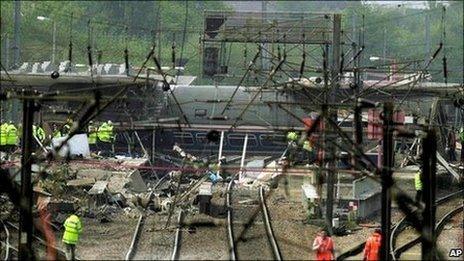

{"left": 363, "top": 228, "right": 382, "bottom": 261}
{"left": 312, "top": 229, "right": 335, "bottom": 260}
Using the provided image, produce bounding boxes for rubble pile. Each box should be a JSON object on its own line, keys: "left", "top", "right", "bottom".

{"left": 6, "top": 157, "right": 157, "bottom": 226}
{"left": 25, "top": 151, "right": 224, "bottom": 226}
{"left": 0, "top": 194, "right": 15, "bottom": 221}
{"left": 37, "top": 164, "right": 71, "bottom": 196}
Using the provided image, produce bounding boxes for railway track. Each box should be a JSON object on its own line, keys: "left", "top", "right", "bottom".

{"left": 226, "top": 177, "right": 237, "bottom": 260}
{"left": 167, "top": 176, "right": 283, "bottom": 260}
{"left": 337, "top": 189, "right": 464, "bottom": 260}
{"left": 391, "top": 189, "right": 463, "bottom": 259}
{"left": 227, "top": 177, "right": 282, "bottom": 260}
{"left": 170, "top": 211, "right": 183, "bottom": 260}
{"left": 392, "top": 201, "right": 463, "bottom": 259}
{"left": 259, "top": 186, "right": 283, "bottom": 260}
{"left": 1, "top": 221, "right": 15, "bottom": 260}
{"left": 124, "top": 178, "right": 179, "bottom": 261}
{"left": 125, "top": 214, "right": 145, "bottom": 260}
{"left": 1, "top": 221, "right": 68, "bottom": 260}
{"left": 125, "top": 175, "right": 229, "bottom": 260}
{"left": 124, "top": 211, "right": 180, "bottom": 260}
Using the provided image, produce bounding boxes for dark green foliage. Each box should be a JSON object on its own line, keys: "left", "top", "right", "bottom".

{"left": 0, "top": 1, "right": 462, "bottom": 83}
{"left": 275, "top": 1, "right": 463, "bottom": 83}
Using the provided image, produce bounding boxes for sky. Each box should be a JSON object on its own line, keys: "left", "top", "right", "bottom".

{"left": 224, "top": 1, "right": 451, "bottom": 12}
{"left": 365, "top": 1, "right": 450, "bottom": 9}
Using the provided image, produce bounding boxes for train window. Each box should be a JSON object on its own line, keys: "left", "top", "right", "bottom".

{"left": 173, "top": 132, "right": 194, "bottom": 145}
{"left": 260, "top": 134, "right": 286, "bottom": 146}
{"left": 196, "top": 133, "right": 208, "bottom": 144}
{"left": 228, "top": 134, "right": 257, "bottom": 147}
{"left": 195, "top": 109, "right": 207, "bottom": 117}
{"left": 196, "top": 132, "right": 222, "bottom": 146}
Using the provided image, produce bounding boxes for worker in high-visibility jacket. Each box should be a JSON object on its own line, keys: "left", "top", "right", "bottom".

{"left": 363, "top": 228, "right": 382, "bottom": 261}
{"left": 312, "top": 229, "right": 335, "bottom": 260}
{"left": 62, "top": 214, "right": 82, "bottom": 260}
{"left": 87, "top": 121, "right": 98, "bottom": 150}
{"left": 303, "top": 139, "right": 314, "bottom": 164}
{"left": 6, "top": 122, "right": 18, "bottom": 148}
{"left": 33, "top": 125, "right": 46, "bottom": 143}
{"left": 62, "top": 118, "right": 73, "bottom": 135}
{"left": 0, "top": 122, "right": 8, "bottom": 148}
{"left": 287, "top": 131, "right": 299, "bottom": 142}
{"left": 414, "top": 171, "right": 423, "bottom": 203}
{"left": 52, "top": 123, "right": 62, "bottom": 139}
{"left": 97, "top": 120, "right": 114, "bottom": 143}
{"left": 286, "top": 131, "right": 299, "bottom": 164}
{"left": 97, "top": 120, "right": 115, "bottom": 154}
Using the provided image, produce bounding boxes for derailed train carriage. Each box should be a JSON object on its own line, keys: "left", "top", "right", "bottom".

{"left": 1, "top": 62, "right": 462, "bottom": 161}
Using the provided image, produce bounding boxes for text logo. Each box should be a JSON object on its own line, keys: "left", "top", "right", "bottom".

{"left": 449, "top": 248, "right": 463, "bottom": 257}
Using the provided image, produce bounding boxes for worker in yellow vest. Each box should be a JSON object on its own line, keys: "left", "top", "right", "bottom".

{"left": 303, "top": 139, "right": 314, "bottom": 164}
{"left": 52, "top": 123, "right": 62, "bottom": 139}
{"left": 62, "top": 118, "right": 73, "bottom": 136}
{"left": 97, "top": 120, "right": 115, "bottom": 154}
{"left": 97, "top": 120, "right": 114, "bottom": 143}
{"left": 62, "top": 214, "right": 82, "bottom": 260}
{"left": 33, "top": 125, "right": 46, "bottom": 143}
{"left": 0, "top": 122, "right": 8, "bottom": 149}
{"left": 6, "top": 122, "right": 18, "bottom": 153}
{"left": 287, "top": 131, "right": 299, "bottom": 142}
{"left": 286, "top": 130, "right": 299, "bottom": 164}
{"left": 87, "top": 121, "right": 98, "bottom": 150}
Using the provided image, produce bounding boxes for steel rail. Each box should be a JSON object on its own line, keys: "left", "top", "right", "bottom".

{"left": 393, "top": 204, "right": 463, "bottom": 259}
{"left": 259, "top": 186, "right": 283, "bottom": 261}
{"left": 125, "top": 189, "right": 160, "bottom": 260}
{"left": 171, "top": 211, "right": 184, "bottom": 261}
{"left": 124, "top": 214, "right": 145, "bottom": 260}
{"left": 390, "top": 189, "right": 464, "bottom": 259}
{"left": 1, "top": 221, "right": 10, "bottom": 260}
{"left": 4, "top": 221, "right": 69, "bottom": 260}
{"left": 435, "top": 205, "right": 463, "bottom": 237}
{"left": 337, "top": 189, "right": 464, "bottom": 260}
{"left": 226, "top": 177, "right": 237, "bottom": 260}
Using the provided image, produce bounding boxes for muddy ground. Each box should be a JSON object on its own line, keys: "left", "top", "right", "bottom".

{"left": 1, "top": 178, "right": 462, "bottom": 260}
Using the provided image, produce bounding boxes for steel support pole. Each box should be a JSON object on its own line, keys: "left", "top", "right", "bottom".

{"left": 151, "top": 129, "right": 156, "bottom": 164}
{"left": 383, "top": 26, "right": 387, "bottom": 62}
{"left": 421, "top": 129, "right": 437, "bottom": 260}
{"left": 320, "top": 43, "right": 329, "bottom": 222}
{"left": 352, "top": 41, "right": 363, "bottom": 168}
{"left": 261, "top": 0, "right": 269, "bottom": 71}
{"left": 217, "top": 131, "right": 225, "bottom": 178}
{"left": 239, "top": 133, "right": 249, "bottom": 182}
{"left": 380, "top": 101, "right": 394, "bottom": 260}
{"left": 13, "top": 0, "right": 21, "bottom": 68}
{"left": 11, "top": 1, "right": 21, "bottom": 123}
{"left": 331, "top": 14, "right": 341, "bottom": 90}
{"left": 52, "top": 21, "right": 56, "bottom": 65}
{"left": 18, "top": 98, "right": 35, "bottom": 260}
{"left": 425, "top": 12, "right": 431, "bottom": 67}
{"left": 5, "top": 37, "right": 10, "bottom": 69}
{"left": 325, "top": 123, "right": 335, "bottom": 235}
{"left": 325, "top": 13, "right": 341, "bottom": 235}
{"left": 322, "top": 49, "right": 331, "bottom": 232}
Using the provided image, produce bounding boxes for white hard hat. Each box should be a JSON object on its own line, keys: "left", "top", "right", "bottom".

{"left": 107, "top": 120, "right": 112, "bottom": 124}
